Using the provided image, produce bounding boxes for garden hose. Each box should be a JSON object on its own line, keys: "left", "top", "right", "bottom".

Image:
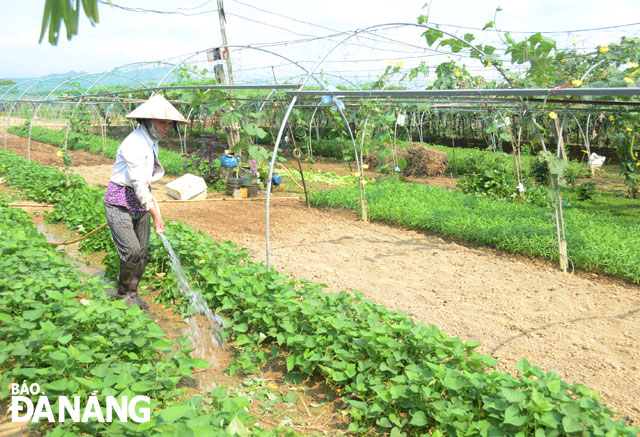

{"left": 276, "top": 163, "right": 305, "bottom": 190}
{"left": 7, "top": 201, "right": 107, "bottom": 246}
{"left": 43, "top": 197, "right": 160, "bottom": 246}
{"left": 47, "top": 222, "right": 108, "bottom": 246}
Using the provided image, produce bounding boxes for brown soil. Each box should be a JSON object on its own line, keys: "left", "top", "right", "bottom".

{"left": 1, "top": 129, "right": 113, "bottom": 167}
{"left": 2, "top": 130, "right": 640, "bottom": 428}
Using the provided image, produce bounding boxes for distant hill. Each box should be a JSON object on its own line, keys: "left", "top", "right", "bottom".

{"left": 40, "top": 70, "right": 89, "bottom": 80}
{"left": 1, "top": 66, "right": 180, "bottom": 98}
{"left": 4, "top": 71, "right": 88, "bottom": 82}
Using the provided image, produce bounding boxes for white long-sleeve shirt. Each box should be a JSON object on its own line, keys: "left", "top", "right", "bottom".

{"left": 110, "top": 126, "right": 165, "bottom": 211}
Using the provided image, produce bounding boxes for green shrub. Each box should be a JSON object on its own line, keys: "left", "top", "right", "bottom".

{"left": 309, "top": 138, "right": 356, "bottom": 160}
{"left": 529, "top": 153, "right": 591, "bottom": 186}
{"left": 575, "top": 181, "right": 597, "bottom": 201}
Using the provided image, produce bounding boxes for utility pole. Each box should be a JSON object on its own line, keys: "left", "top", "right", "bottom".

{"left": 216, "top": 0, "right": 240, "bottom": 147}
{"left": 216, "top": 0, "right": 235, "bottom": 85}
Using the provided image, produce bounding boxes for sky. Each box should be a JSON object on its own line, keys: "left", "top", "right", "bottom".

{"left": 1, "top": 0, "right": 640, "bottom": 82}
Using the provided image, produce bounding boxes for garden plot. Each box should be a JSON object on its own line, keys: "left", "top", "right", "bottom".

{"left": 0, "top": 197, "right": 351, "bottom": 436}
{"left": 2, "top": 132, "right": 640, "bottom": 429}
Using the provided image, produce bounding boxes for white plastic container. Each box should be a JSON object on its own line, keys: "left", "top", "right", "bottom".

{"left": 165, "top": 173, "right": 207, "bottom": 201}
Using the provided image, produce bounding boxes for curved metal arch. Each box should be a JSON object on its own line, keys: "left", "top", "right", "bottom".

{"left": 262, "top": 21, "right": 507, "bottom": 268}
{"left": 4, "top": 77, "right": 76, "bottom": 150}
{"left": 157, "top": 44, "right": 327, "bottom": 90}
{"left": 60, "top": 64, "right": 181, "bottom": 151}
{"left": 263, "top": 28, "right": 376, "bottom": 269}
{"left": 23, "top": 73, "right": 128, "bottom": 157}
{"left": 23, "top": 59, "right": 180, "bottom": 143}
{"left": 0, "top": 79, "right": 40, "bottom": 101}
{"left": 355, "top": 22, "right": 514, "bottom": 87}
{"left": 154, "top": 44, "right": 336, "bottom": 271}
{"left": 26, "top": 73, "right": 120, "bottom": 156}
{"left": 5, "top": 73, "right": 119, "bottom": 152}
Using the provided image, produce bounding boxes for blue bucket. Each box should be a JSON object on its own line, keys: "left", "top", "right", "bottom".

{"left": 220, "top": 155, "right": 238, "bottom": 168}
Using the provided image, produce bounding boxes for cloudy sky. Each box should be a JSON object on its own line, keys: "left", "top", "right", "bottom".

{"left": 2, "top": 0, "right": 639, "bottom": 81}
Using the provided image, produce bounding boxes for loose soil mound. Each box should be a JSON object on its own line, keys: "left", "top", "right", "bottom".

{"left": 366, "top": 142, "right": 448, "bottom": 177}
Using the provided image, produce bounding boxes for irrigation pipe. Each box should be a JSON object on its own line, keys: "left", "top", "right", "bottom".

{"left": 8, "top": 202, "right": 54, "bottom": 208}
{"left": 276, "top": 163, "right": 305, "bottom": 190}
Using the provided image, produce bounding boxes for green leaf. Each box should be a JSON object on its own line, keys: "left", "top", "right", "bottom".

{"left": 244, "top": 124, "right": 267, "bottom": 139}
{"left": 58, "top": 334, "right": 73, "bottom": 345}
{"left": 515, "top": 357, "right": 531, "bottom": 373}
{"left": 22, "top": 308, "right": 45, "bottom": 321}
{"left": 562, "top": 416, "right": 584, "bottom": 433}
{"left": 409, "top": 410, "right": 428, "bottom": 426}
{"left": 443, "top": 375, "right": 464, "bottom": 391}
{"left": 423, "top": 29, "right": 443, "bottom": 46}
{"left": 226, "top": 414, "right": 248, "bottom": 436}
{"left": 130, "top": 382, "right": 153, "bottom": 393}
{"left": 192, "top": 358, "right": 210, "bottom": 369}
{"left": 76, "top": 354, "right": 93, "bottom": 364}
{"left": 44, "top": 378, "right": 70, "bottom": 392}
{"left": 152, "top": 338, "right": 173, "bottom": 351}
{"left": 504, "top": 405, "right": 527, "bottom": 427}
{"left": 50, "top": 350, "right": 67, "bottom": 361}
{"left": 286, "top": 355, "right": 295, "bottom": 372}
{"left": 234, "top": 334, "right": 252, "bottom": 346}
{"left": 483, "top": 21, "right": 495, "bottom": 31}
{"left": 502, "top": 387, "right": 527, "bottom": 403}
{"left": 283, "top": 391, "right": 298, "bottom": 404}
{"left": 378, "top": 417, "right": 393, "bottom": 428}
{"left": 159, "top": 404, "right": 190, "bottom": 423}
{"left": 221, "top": 111, "right": 242, "bottom": 125}
{"left": 39, "top": 0, "right": 54, "bottom": 43}
{"left": 390, "top": 427, "right": 406, "bottom": 437}
{"left": 538, "top": 412, "right": 558, "bottom": 429}
{"left": 72, "top": 376, "right": 104, "bottom": 391}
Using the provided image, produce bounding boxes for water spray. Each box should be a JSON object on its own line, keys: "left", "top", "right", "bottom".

{"left": 154, "top": 198, "right": 224, "bottom": 363}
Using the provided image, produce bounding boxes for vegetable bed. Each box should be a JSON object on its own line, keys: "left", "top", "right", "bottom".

{"left": 1, "top": 148, "right": 638, "bottom": 435}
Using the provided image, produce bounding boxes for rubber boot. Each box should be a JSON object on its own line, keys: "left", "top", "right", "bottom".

{"left": 137, "top": 257, "right": 148, "bottom": 288}
{"left": 127, "top": 258, "right": 149, "bottom": 310}
{"left": 115, "top": 259, "right": 138, "bottom": 301}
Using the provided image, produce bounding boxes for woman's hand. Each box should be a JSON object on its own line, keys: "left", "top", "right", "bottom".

{"left": 149, "top": 206, "right": 165, "bottom": 235}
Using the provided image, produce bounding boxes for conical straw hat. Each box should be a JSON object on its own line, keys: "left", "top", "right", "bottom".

{"left": 126, "top": 94, "right": 188, "bottom": 124}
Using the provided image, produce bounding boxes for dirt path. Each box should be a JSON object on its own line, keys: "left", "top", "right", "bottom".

{"left": 3, "top": 130, "right": 640, "bottom": 427}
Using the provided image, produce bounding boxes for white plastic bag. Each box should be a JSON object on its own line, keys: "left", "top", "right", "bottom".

{"left": 589, "top": 153, "right": 606, "bottom": 174}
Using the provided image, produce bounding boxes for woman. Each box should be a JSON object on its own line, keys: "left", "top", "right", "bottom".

{"left": 104, "top": 94, "right": 187, "bottom": 309}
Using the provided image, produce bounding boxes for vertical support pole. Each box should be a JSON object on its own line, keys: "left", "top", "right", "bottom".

{"left": 216, "top": 0, "right": 240, "bottom": 148}
{"left": 552, "top": 117, "right": 569, "bottom": 273}
{"left": 216, "top": 0, "right": 235, "bottom": 86}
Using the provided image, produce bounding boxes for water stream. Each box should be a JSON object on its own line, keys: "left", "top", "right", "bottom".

{"left": 159, "top": 234, "right": 224, "bottom": 365}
